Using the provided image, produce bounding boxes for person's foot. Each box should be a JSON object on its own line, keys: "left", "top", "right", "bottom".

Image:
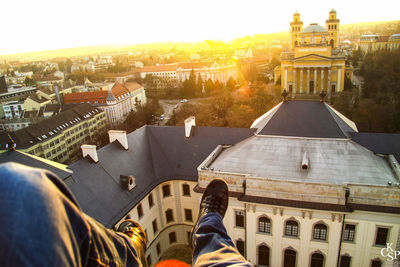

{"left": 118, "top": 219, "right": 147, "bottom": 266}
{"left": 198, "top": 178, "right": 229, "bottom": 219}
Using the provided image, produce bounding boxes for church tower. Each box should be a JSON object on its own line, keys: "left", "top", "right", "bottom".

{"left": 290, "top": 12, "right": 303, "bottom": 48}
{"left": 326, "top": 9, "right": 339, "bottom": 48}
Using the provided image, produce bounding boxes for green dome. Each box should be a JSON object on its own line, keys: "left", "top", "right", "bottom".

{"left": 294, "top": 11, "right": 300, "bottom": 16}
{"left": 330, "top": 9, "right": 337, "bottom": 13}
{"left": 302, "top": 23, "right": 327, "bottom": 33}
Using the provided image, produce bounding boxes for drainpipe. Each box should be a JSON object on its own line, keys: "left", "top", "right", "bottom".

{"left": 336, "top": 188, "right": 352, "bottom": 267}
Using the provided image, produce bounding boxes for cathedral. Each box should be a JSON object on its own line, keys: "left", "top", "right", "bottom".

{"left": 275, "top": 10, "right": 353, "bottom": 99}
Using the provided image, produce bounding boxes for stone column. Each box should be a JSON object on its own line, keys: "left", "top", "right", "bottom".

{"left": 314, "top": 68, "right": 317, "bottom": 94}
{"left": 327, "top": 69, "right": 331, "bottom": 97}
{"left": 307, "top": 68, "right": 310, "bottom": 94}
{"left": 337, "top": 66, "right": 342, "bottom": 92}
{"left": 284, "top": 67, "right": 288, "bottom": 91}
{"left": 293, "top": 68, "right": 297, "bottom": 96}
{"left": 321, "top": 67, "right": 325, "bottom": 92}
{"left": 300, "top": 68, "right": 303, "bottom": 93}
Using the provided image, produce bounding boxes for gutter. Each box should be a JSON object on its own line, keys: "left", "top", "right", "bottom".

{"left": 336, "top": 188, "right": 352, "bottom": 267}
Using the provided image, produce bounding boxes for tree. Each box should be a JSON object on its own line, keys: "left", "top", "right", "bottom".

{"left": 24, "top": 76, "right": 34, "bottom": 86}
{"left": 227, "top": 77, "right": 236, "bottom": 91}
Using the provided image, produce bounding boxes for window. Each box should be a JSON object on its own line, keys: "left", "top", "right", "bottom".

{"left": 169, "top": 232, "right": 176, "bottom": 244}
{"left": 152, "top": 219, "right": 158, "bottom": 235}
{"left": 284, "top": 249, "right": 296, "bottom": 267}
{"left": 375, "top": 227, "right": 389, "bottom": 246}
{"left": 184, "top": 209, "right": 193, "bottom": 222}
{"left": 148, "top": 193, "right": 154, "bottom": 208}
{"left": 166, "top": 209, "right": 174, "bottom": 223}
{"left": 258, "top": 245, "right": 270, "bottom": 266}
{"left": 313, "top": 224, "right": 327, "bottom": 240}
{"left": 146, "top": 255, "right": 152, "bottom": 266}
{"left": 371, "top": 259, "right": 382, "bottom": 267}
{"left": 187, "top": 231, "right": 191, "bottom": 244}
{"left": 310, "top": 252, "right": 324, "bottom": 267}
{"left": 156, "top": 243, "right": 161, "bottom": 256}
{"left": 343, "top": 224, "right": 355, "bottom": 242}
{"left": 182, "top": 184, "right": 190, "bottom": 196}
{"left": 236, "top": 240, "right": 245, "bottom": 257}
{"left": 339, "top": 255, "right": 351, "bottom": 267}
{"left": 235, "top": 210, "right": 244, "bottom": 227}
{"left": 285, "top": 220, "right": 298, "bottom": 237}
{"left": 137, "top": 204, "right": 143, "bottom": 219}
{"left": 162, "top": 184, "right": 171, "bottom": 197}
{"left": 258, "top": 217, "right": 271, "bottom": 234}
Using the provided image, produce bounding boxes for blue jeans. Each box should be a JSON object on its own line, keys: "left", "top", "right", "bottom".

{"left": 192, "top": 213, "right": 252, "bottom": 267}
{"left": 0, "top": 163, "right": 252, "bottom": 267}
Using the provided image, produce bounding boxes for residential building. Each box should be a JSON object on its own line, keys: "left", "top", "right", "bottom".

{"left": 2, "top": 101, "right": 24, "bottom": 119}
{"left": 176, "top": 62, "right": 238, "bottom": 85}
{"left": 140, "top": 64, "right": 178, "bottom": 81}
{"left": 0, "top": 86, "right": 37, "bottom": 102}
{"left": 64, "top": 82, "right": 146, "bottom": 125}
{"left": 0, "top": 104, "right": 107, "bottom": 163}
{"left": 275, "top": 10, "right": 353, "bottom": 98}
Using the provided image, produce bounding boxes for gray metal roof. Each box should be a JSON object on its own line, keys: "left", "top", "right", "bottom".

{"left": 351, "top": 132, "right": 400, "bottom": 162}
{"left": 302, "top": 23, "right": 327, "bottom": 33}
{"left": 208, "top": 135, "right": 398, "bottom": 186}
{"left": 252, "top": 101, "right": 356, "bottom": 138}
{"left": 67, "top": 125, "right": 255, "bottom": 227}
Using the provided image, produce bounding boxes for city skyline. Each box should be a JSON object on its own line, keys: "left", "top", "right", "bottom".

{"left": 2, "top": 0, "right": 399, "bottom": 55}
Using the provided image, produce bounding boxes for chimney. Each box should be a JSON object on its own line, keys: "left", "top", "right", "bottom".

{"left": 120, "top": 175, "right": 136, "bottom": 191}
{"left": 81, "top": 144, "right": 98, "bottom": 163}
{"left": 54, "top": 85, "right": 61, "bottom": 105}
{"left": 184, "top": 116, "right": 196, "bottom": 138}
{"left": 301, "top": 152, "right": 309, "bottom": 170}
{"left": 108, "top": 130, "right": 128, "bottom": 150}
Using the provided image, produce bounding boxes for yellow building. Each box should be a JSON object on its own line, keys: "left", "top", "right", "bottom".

{"left": 275, "top": 10, "right": 352, "bottom": 98}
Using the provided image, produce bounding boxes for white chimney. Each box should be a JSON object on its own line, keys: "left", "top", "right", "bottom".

{"left": 120, "top": 175, "right": 136, "bottom": 191}
{"left": 185, "top": 116, "right": 196, "bottom": 138}
{"left": 302, "top": 152, "right": 309, "bottom": 170}
{"left": 81, "top": 144, "right": 98, "bottom": 163}
{"left": 108, "top": 130, "right": 128, "bottom": 150}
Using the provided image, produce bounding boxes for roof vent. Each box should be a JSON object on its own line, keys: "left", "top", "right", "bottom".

{"left": 120, "top": 175, "right": 136, "bottom": 191}
{"left": 81, "top": 144, "right": 98, "bottom": 163}
{"left": 301, "top": 152, "right": 309, "bottom": 170}
{"left": 108, "top": 130, "right": 128, "bottom": 150}
{"left": 184, "top": 116, "right": 196, "bottom": 138}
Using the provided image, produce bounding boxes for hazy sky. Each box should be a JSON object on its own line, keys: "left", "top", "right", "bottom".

{"left": 2, "top": 0, "right": 399, "bottom": 55}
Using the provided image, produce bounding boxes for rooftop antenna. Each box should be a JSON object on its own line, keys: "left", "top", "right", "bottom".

{"left": 6, "top": 133, "right": 16, "bottom": 151}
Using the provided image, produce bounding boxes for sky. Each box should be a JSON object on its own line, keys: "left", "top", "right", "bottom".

{"left": 1, "top": 0, "right": 399, "bottom": 55}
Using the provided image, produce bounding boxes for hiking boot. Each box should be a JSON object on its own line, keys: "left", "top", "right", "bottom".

{"left": 198, "top": 178, "right": 229, "bottom": 219}
{"left": 118, "top": 219, "right": 147, "bottom": 266}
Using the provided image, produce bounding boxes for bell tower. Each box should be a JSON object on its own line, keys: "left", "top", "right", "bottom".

{"left": 326, "top": 9, "right": 339, "bottom": 48}
{"left": 290, "top": 12, "right": 303, "bottom": 49}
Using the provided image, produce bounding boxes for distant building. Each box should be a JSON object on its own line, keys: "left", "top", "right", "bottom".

{"left": 275, "top": 10, "right": 353, "bottom": 99}
{"left": 0, "top": 104, "right": 107, "bottom": 163}
{"left": 176, "top": 62, "right": 238, "bottom": 85}
{"left": 359, "top": 33, "right": 400, "bottom": 53}
{"left": 0, "top": 76, "right": 7, "bottom": 94}
{"left": 64, "top": 82, "right": 146, "bottom": 125}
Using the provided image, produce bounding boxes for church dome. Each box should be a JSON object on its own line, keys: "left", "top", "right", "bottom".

{"left": 302, "top": 23, "right": 327, "bottom": 33}
{"left": 330, "top": 9, "right": 337, "bottom": 13}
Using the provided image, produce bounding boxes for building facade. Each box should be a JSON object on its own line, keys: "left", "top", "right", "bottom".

{"left": 359, "top": 34, "right": 400, "bottom": 54}
{"left": 176, "top": 62, "right": 238, "bottom": 85}
{"left": 0, "top": 104, "right": 107, "bottom": 163}
{"left": 64, "top": 82, "right": 146, "bottom": 125}
{"left": 275, "top": 10, "right": 353, "bottom": 98}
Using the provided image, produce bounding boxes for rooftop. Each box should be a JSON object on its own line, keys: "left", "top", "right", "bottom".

{"left": 302, "top": 23, "right": 327, "bottom": 33}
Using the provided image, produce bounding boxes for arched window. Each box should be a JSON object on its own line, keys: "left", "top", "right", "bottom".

{"left": 340, "top": 255, "right": 351, "bottom": 267}
{"left": 285, "top": 220, "right": 299, "bottom": 237}
{"left": 284, "top": 249, "right": 296, "bottom": 267}
{"left": 258, "top": 217, "right": 271, "bottom": 234}
{"left": 294, "top": 41, "right": 298, "bottom": 47}
{"left": 310, "top": 252, "right": 324, "bottom": 267}
{"left": 330, "top": 39, "right": 334, "bottom": 47}
{"left": 313, "top": 223, "right": 328, "bottom": 240}
{"left": 371, "top": 259, "right": 382, "bottom": 267}
{"left": 258, "top": 245, "right": 270, "bottom": 266}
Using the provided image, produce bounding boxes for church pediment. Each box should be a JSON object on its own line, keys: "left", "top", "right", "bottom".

{"left": 294, "top": 54, "right": 332, "bottom": 62}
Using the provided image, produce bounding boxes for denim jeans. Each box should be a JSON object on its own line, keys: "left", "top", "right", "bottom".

{"left": 192, "top": 212, "right": 252, "bottom": 267}
{"left": 0, "top": 162, "right": 252, "bottom": 267}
